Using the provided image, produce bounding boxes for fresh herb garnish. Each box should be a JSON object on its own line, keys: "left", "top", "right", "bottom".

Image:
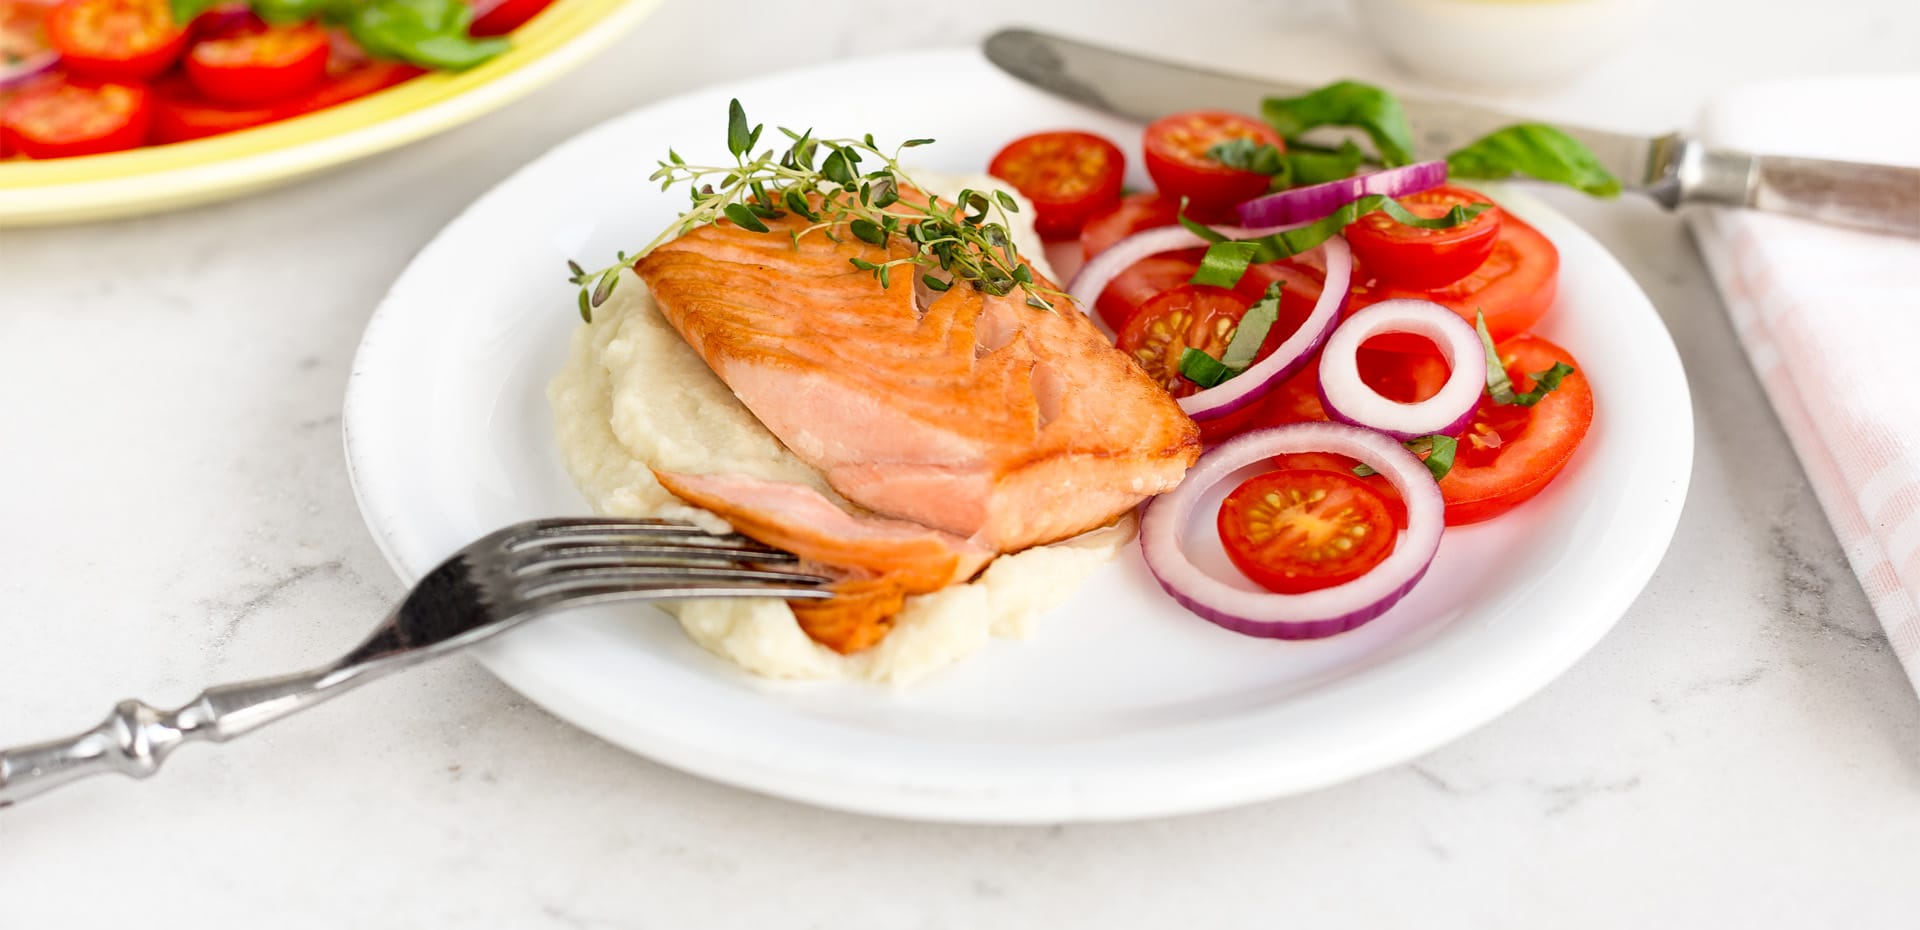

{"left": 1206, "top": 138, "right": 1370, "bottom": 192}
{"left": 1447, "top": 124, "right": 1622, "bottom": 198}
{"left": 1354, "top": 434, "right": 1459, "bottom": 481}
{"left": 1261, "top": 81, "right": 1418, "bottom": 168}
{"left": 1244, "top": 80, "right": 1615, "bottom": 199}
{"left": 1180, "top": 194, "right": 1490, "bottom": 289}
{"left": 1174, "top": 282, "right": 1284, "bottom": 388}
{"left": 170, "top": 0, "right": 509, "bottom": 70}
{"left": 568, "top": 100, "right": 1059, "bottom": 322}
{"left": 1475, "top": 310, "right": 1575, "bottom": 406}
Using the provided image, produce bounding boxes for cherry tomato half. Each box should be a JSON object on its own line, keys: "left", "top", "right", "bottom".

{"left": 45, "top": 0, "right": 185, "bottom": 81}
{"left": 185, "top": 18, "right": 329, "bottom": 105}
{"left": 1218, "top": 468, "right": 1398, "bottom": 594}
{"left": 1349, "top": 204, "right": 1559, "bottom": 350}
{"left": 1345, "top": 184, "right": 1501, "bottom": 289}
{"left": 1142, "top": 110, "right": 1284, "bottom": 211}
{"left": 1, "top": 76, "right": 149, "bottom": 157}
{"left": 1115, "top": 284, "right": 1252, "bottom": 399}
{"left": 988, "top": 130, "right": 1125, "bottom": 240}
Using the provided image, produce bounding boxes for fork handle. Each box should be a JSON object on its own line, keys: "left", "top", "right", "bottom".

{"left": 0, "top": 664, "right": 374, "bottom": 808}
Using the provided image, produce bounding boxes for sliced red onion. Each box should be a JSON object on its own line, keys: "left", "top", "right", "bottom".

{"left": 1235, "top": 160, "right": 1448, "bottom": 228}
{"left": 1065, "top": 221, "right": 1303, "bottom": 319}
{"left": 1179, "top": 234, "right": 1353, "bottom": 421}
{"left": 1315, "top": 298, "right": 1483, "bottom": 440}
{"left": 0, "top": 51, "right": 57, "bottom": 91}
{"left": 1140, "top": 421, "right": 1444, "bottom": 639}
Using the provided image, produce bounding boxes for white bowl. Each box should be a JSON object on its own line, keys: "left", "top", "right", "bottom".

{"left": 1353, "top": 0, "right": 1656, "bottom": 89}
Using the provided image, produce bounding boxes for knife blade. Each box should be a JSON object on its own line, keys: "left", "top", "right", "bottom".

{"left": 984, "top": 29, "right": 1920, "bottom": 237}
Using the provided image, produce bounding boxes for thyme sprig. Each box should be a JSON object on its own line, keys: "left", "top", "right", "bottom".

{"left": 569, "top": 100, "right": 1062, "bottom": 322}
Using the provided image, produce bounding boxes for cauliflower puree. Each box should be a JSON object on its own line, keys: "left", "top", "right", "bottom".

{"left": 547, "top": 174, "right": 1132, "bottom": 685}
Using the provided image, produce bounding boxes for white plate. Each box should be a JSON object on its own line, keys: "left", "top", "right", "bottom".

{"left": 344, "top": 48, "right": 1692, "bottom": 823}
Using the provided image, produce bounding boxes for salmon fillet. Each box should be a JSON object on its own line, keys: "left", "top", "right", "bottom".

{"left": 652, "top": 469, "right": 993, "bottom": 653}
{"left": 634, "top": 195, "right": 1201, "bottom": 553}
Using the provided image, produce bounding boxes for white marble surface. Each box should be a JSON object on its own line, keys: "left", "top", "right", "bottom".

{"left": 3, "top": 0, "right": 1918, "bottom": 925}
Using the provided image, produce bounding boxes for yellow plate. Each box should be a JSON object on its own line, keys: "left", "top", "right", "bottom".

{"left": 0, "top": 0, "right": 661, "bottom": 226}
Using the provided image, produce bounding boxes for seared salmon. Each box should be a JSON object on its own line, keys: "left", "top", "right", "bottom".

{"left": 634, "top": 194, "right": 1201, "bottom": 553}
{"left": 652, "top": 469, "right": 993, "bottom": 653}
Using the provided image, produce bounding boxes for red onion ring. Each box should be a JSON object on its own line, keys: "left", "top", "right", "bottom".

{"left": 1178, "top": 234, "right": 1352, "bottom": 421}
{"left": 1140, "top": 421, "right": 1444, "bottom": 639}
{"left": 1234, "top": 161, "right": 1448, "bottom": 228}
{"left": 1065, "top": 221, "right": 1304, "bottom": 321}
{"left": 1315, "top": 298, "right": 1483, "bottom": 440}
{"left": 0, "top": 51, "right": 58, "bottom": 91}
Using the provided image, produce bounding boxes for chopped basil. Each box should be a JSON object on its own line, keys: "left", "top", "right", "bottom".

{"left": 1181, "top": 194, "right": 1489, "bottom": 289}
{"left": 1219, "top": 282, "right": 1283, "bottom": 370}
{"left": 1208, "top": 138, "right": 1370, "bottom": 192}
{"left": 1353, "top": 434, "right": 1458, "bottom": 481}
{"left": 1177, "top": 348, "right": 1237, "bottom": 388}
{"left": 1173, "top": 282, "right": 1285, "bottom": 388}
{"left": 1207, "top": 138, "right": 1288, "bottom": 176}
{"left": 1261, "top": 81, "right": 1418, "bottom": 167}
{"left": 1190, "top": 241, "right": 1261, "bottom": 287}
{"left": 1447, "top": 124, "right": 1622, "bottom": 198}
{"left": 1475, "top": 310, "right": 1576, "bottom": 406}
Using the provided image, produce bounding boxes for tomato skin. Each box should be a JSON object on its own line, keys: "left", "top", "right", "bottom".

{"left": 45, "top": 0, "right": 185, "bottom": 81}
{"left": 988, "top": 130, "right": 1125, "bottom": 240}
{"left": 150, "top": 73, "right": 277, "bottom": 142}
{"left": 1143, "top": 110, "right": 1283, "bottom": 211}
{"left": 282, "top": 58, "right": 423, "bottom": 115}
{"left": 1345, "top": 185, "right": 1502, "bottom": 289}
{"left": 471, "top": 0, "right": 553, "bottom": 35}
{"left": 1217, "top": 469, "right": 1398, "bottom": 594}
{"left": 1349, "top": 206, "right": 1559, "bottom": 349}
{"left": 185, "top": 19, "right": 329, "bottom": 105}
{"left": 1, "top": 76, "right": 150, "bottom": 157}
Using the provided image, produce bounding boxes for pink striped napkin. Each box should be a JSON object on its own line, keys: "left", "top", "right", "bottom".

{"left": 1690, "top": 75, "right": 1920, "bottom": 694}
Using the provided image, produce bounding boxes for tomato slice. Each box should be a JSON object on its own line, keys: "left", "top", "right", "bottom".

{"left": 150, "top": 72, "right": 277, "bottom": 142}
{"left": 1, "top": 76, "right": 149, "bottom": 157}
{"left": 1271, "top": 335, "right": 1591, "bottom": 526}
{"left": 1345, "top": 184, "right": 1501, "bottom": 289}
{"left": 1349, "top": 206, "right": 1559, "bottom": 349}
{"left": 45, "top": 0, "right": 185, "bottom": 81}
{"left": 1142, "top": 110, "right": 1283, "bottom": 211}
{"left": 1218, "top": 469, "right": 1398, "bottom": 594}
{"left": 471, "top": 0, "right": 554, "bottom": 36}
{"left": 1441, "top": 335, "right": 1593, "bottom": 524}
{"left": 185, "top": 17, "right": 328, "bottom": 105}
{"left": 988, "top": 130, "right": 1125, "bottom": 240}
{"left": 1114, "top": 284, "right": 1251, "bottom": 399}
{"left": 281, "top": 58, "right": 423, "bottom": 115}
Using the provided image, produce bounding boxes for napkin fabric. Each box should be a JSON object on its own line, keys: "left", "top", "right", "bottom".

{"left": 1690, "top": 75, "right": 1920, "bottom": 695}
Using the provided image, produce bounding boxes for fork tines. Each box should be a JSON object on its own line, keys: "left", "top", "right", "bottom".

{"left": 504, "top": 518, "right": 831, "bottom": 601}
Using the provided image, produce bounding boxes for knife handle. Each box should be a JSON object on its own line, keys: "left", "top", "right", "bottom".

{"left": 1677, "top": 141, "right": 1920, "bottom": 237}
{"left": 1751, "top": 154, "right": 1920, "bottom": 237}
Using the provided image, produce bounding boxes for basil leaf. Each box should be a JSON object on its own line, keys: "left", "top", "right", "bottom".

{"left": 1207, "top": 138, "right": 1287, "bottom": 176}
{"left": 1475, "top": 310, "right": 1575, "bottom": 405}
{"left": 170, "top": 0, "right": 227, "bottom": 23}
{"left": 1177, "top": 348, "right": 1236, "bottom": 389}
{"left": 1261, "top": 81, "right": 1417, "bottom": 167}
{"left": 1281, "top": 141, "right": 1368, "bottom": 187}
{"left": 1353, "top": 434, "right": 1457, "bottom": 480}
{"left": 347, "top": 0, "right": 509, "bottom": 70}
{"left": 1219, "top": 282, "right": 1283, "bottom": 370}
{"left": 1190, "top": 241, "right": 1260, "bottom": 287}
{"left": 1446, "top": 123, "right": 1622, "bottom": 198}
{"left": 1406, "top": 435, "right": 1459, "bottom": 481}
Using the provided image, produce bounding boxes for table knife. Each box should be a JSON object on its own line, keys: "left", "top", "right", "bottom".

{"left": 984, "top": 29, "right": 1920, "bottom": 237}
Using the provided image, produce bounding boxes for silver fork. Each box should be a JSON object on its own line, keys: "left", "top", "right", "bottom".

{"left": 0, "top": 518, "right": 828, "bottom": 808}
